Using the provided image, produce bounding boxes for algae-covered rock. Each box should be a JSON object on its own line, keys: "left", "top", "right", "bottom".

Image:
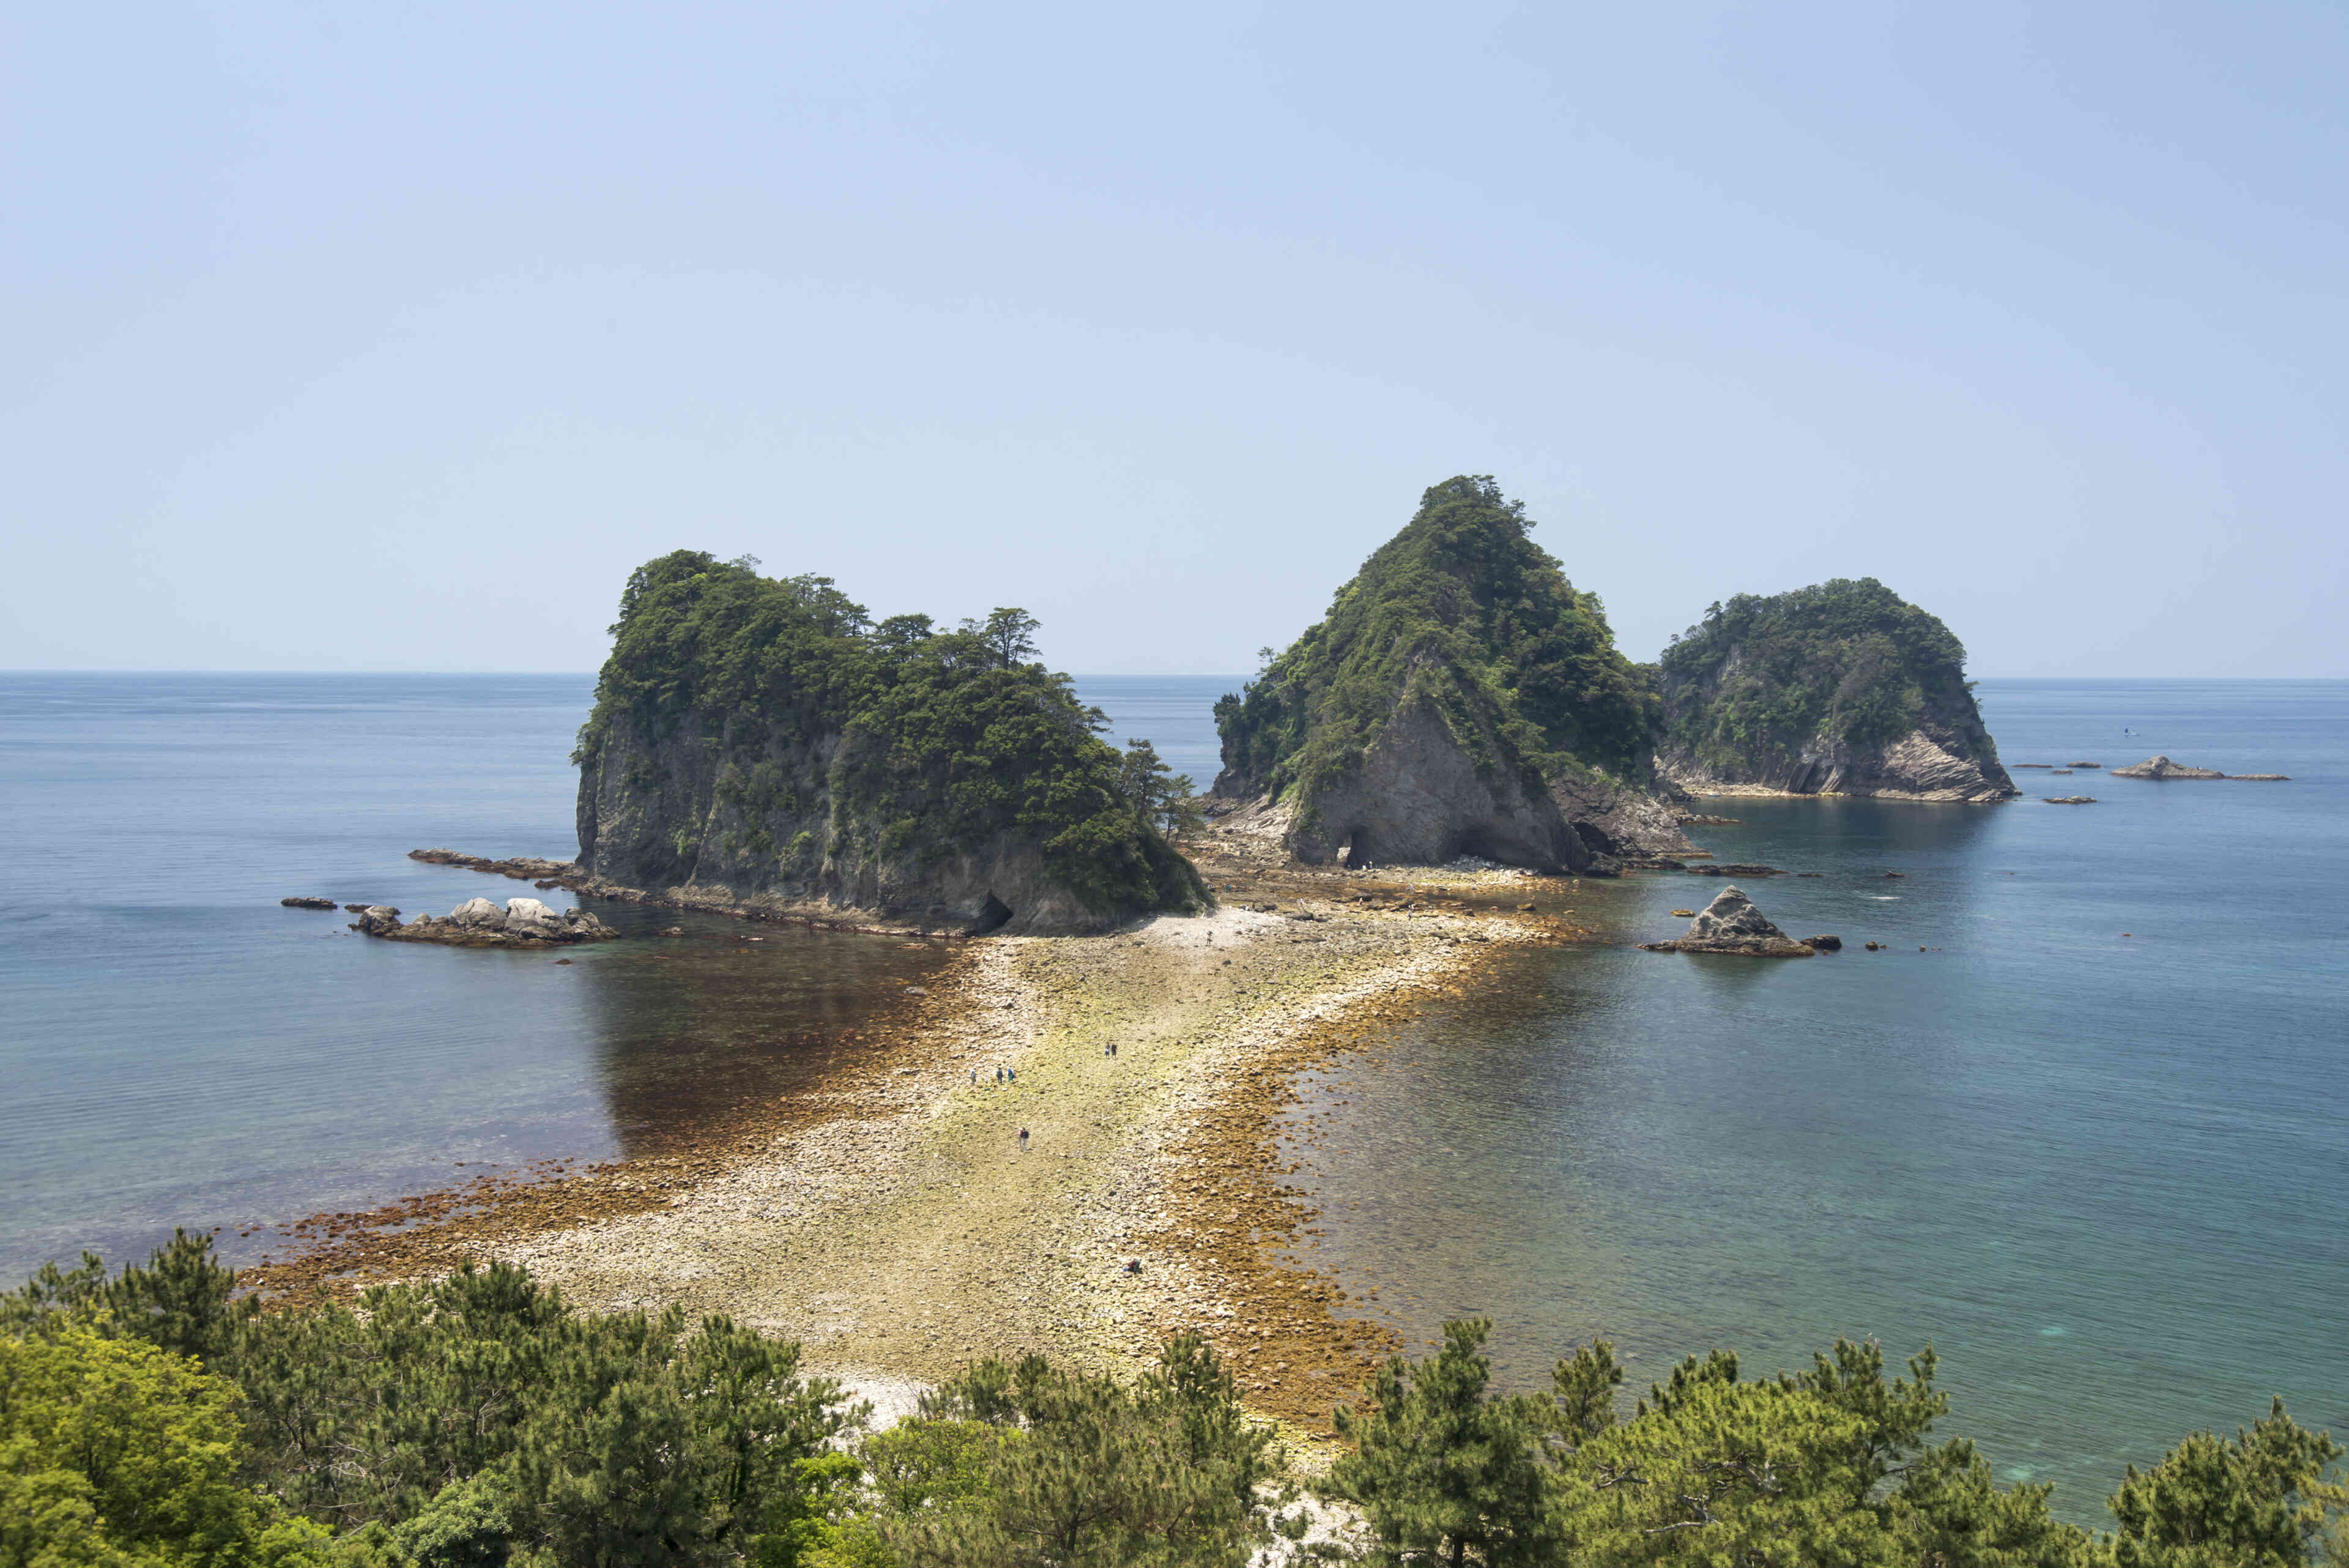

{"left": 1211, "top": 477, "right": 1691, "bottom": 872}
{"left": 1655, "top": 579, "right": 2015, "bottom": 803}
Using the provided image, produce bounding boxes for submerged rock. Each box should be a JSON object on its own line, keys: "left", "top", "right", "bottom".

{"left": 2111, "top": 755, "right": 2225, "bottom": 779}
{"left": 352, "top": 897, "right": 619, "bottom": 948}
{"left": 2043, "top": 796, "right": 2098, "bottom": 805}
{"left": 280, "top": 896, "right": 339, "bottom": 910}
{"left": 1639, "top": 885, "right": 1815, "bottom": 957}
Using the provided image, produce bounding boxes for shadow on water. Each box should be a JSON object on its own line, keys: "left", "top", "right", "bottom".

{"left": 568, "top": 908, "right": 955, "bottom": 1161}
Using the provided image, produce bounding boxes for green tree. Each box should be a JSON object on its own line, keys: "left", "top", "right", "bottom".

{"left": 1119, "top": 738, "right": 1204, "bottom": 839}
{"left": 890, "top": 1335, "right": 1274, "bottom": 1568}
{"left": 960, "top": 608, "right": 1041, "bottom": 671}
{"left": 0, "top": 1230, "right": 251, "bottom": 1367}
{"left": 2107, "top": 1401, "right": 2345, "bottom": 1568}
{"left": 1329, "top": 1318, "right": 1559, "bottom": 1567}
{"left": 0, "top": 1318, "right": 319, "bottom": 1566}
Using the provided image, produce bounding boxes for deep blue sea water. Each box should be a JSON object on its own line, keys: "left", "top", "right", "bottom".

{"left": 2, "top": 672, "right": 2342, "bottom": 1520}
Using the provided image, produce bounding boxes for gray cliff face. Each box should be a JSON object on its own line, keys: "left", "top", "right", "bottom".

{"left": 1230, "top": 700, "right": 1694, "bottom": 872}
{"left": 577, "top": 715, "right": 1119, "bottom": 935}
{"left": 1278, "top": 699, "right": 1591, "bottom": 872}
{"left": 1655, "top": 721, "right": 2016, "bottom": 803}
{"left": 1546, "top": 767, "right": 1701, "bottom": 859}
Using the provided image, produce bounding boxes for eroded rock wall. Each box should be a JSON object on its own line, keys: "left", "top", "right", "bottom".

{"left": 577, "top": 714, "right": 1132, "bottom": 935}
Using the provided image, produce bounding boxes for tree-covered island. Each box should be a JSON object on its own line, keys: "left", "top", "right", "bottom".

{"left": 1655, "top": 578, "right": 2017, "bottom": 801}
{"left": 572, "top": 551, "right": 1207, "bottom": 935}
{"left": 1212, "top": 477, "right": 1696, "bottom": 873}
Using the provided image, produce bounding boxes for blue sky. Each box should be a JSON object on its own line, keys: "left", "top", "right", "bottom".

{"left": 4, "top": 3, "right": 2342, "bottom": 675}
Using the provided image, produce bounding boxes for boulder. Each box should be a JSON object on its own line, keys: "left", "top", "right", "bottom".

{"left": 2111, "top": 755, "right": 2224, "bottom": 779}
{"left": 1639, "top": 885, "right": 1815, "bottom": 957}
{"left": 280, "top": 896, "right": 339, "bottom": 910}
{"left": 502, "top": 896, "right": 559, "bottom": 934}
{"left": 450, "top": 896, "right": 507, "bottom": 929}
{"left": 1802, "top": 934, "right": 1842, "bottom": 951}
{"left": 352, "top": 905, "right": 405, "bottom": 935}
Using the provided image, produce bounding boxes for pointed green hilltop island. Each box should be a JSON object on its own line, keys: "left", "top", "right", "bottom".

{"left": 1211, "top": 476, "right": 1699, "bottom": 872}
{"left": 573, "top": 550, "right": 1207, "bottom": 934}
{"left": 1655, "top": 578, "right": 2017, "bottom": 802}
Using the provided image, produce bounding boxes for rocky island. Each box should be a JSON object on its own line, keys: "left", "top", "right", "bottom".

{"left": 571, "top": 551, "right": 1207, "bottom": 935}
{"left": 1210, "top": 476, "right": 1694, "bottom": 872}
{"left": 351, "top": 896, "right": 618, "bottom": 946}
{"left": 2109, "top": 754, "right": 2290, "bottom": 780}
{"left": 1653, "top": 578, "right": 2017, "bottom": 802}
{"left": 1640, "top": 885, "right": 1816, "bottom": 957}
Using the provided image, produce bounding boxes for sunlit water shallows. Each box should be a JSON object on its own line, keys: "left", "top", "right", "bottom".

{"left": 2, "top": 672, "right": 2342, "bottom": 1520}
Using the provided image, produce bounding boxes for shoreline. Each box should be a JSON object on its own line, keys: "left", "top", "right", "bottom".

{"left": 247, "top": 841, "right": 1600, "bottom": 1448}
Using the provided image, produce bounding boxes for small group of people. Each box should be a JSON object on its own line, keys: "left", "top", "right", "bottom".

{"left": 969, "top": 1065, "right": 1019, "bottom": 1085}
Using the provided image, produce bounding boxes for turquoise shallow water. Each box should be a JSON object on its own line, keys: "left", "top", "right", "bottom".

{"left": 1, "top": 672, "right": 2342, "bottom": 1521}
{"left": 1267, "top": 680, "right": 2349, "bottom": 1518}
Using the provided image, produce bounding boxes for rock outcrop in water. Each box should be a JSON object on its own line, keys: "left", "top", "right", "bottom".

{"left": 1654, "top": 579, "right": 2016, "bottom": 803}
{"left": 1639, "top": 885, "right": 1814, "bottom": 957}
{"left": 573, "top": 552, "right": 1206, "bottom": 935}
{"left": 2110, "top": 755, "right": 2225, "bottom": 779}
{"left": 352, "top": 897, "right": 618, "bottom": 947}
{"left": 1210, "top": 477, "right": 1693, "bottom": 872}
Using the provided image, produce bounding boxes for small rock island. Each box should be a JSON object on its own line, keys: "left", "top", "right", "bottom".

{"left": 1210, "top": 477, "right": 1696, "bottom": 873}
{"left": 352, "top": 897, "right": 618, "bottom": 947}
{"left": 1640, "top": 885, "right": 1817, "bottom": 957}
{"left": 2110, "top": 754, "right": 2286, "bottom": 781}
{"left": 1654, "top": 578, "right": 2017, "bottom": 802}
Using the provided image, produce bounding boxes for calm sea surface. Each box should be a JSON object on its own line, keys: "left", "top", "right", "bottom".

{"left": 2, "top": 672, "right": 2342, "bottom": 1518}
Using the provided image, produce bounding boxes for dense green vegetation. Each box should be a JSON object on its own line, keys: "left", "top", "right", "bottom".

{"left": 1655, "top": 579, "right": 1978, "bottom": 770}
{"left": 574, "top": 551, "right": 1203, "bottom": 916}
{"left": 1213, "top": 478, "right": 1658, "bottom": 814}
{"left": 10, "top": 1238, "right": 2342, "bottom": 1568}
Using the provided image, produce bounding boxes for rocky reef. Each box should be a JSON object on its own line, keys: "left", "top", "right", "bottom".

{"left": 1653, "top": 578, "right": 2016, "bottom": 803}
{"left": 1639, "top": 885, "right": 1815, "bottom": 957}
{"left": 1210, "top": 477, "right": 1694, "bottom": 873}
{"left": 572, "top": 551, "right": 1206, "bottom": 936}
{"left": 2110, "top": 755, "right": 2224, "bottom": 779}
{"left": 352, "top": 897, "right": 618, "bottom": 948}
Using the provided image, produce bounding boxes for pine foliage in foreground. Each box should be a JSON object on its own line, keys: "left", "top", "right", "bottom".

{"left": 5, "top": 1236, "right": 2345, "bottom": 1568}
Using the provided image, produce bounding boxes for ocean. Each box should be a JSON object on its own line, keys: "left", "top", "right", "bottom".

{"left": 2, "top": 672, "right": 2342, "bottom": 1519}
